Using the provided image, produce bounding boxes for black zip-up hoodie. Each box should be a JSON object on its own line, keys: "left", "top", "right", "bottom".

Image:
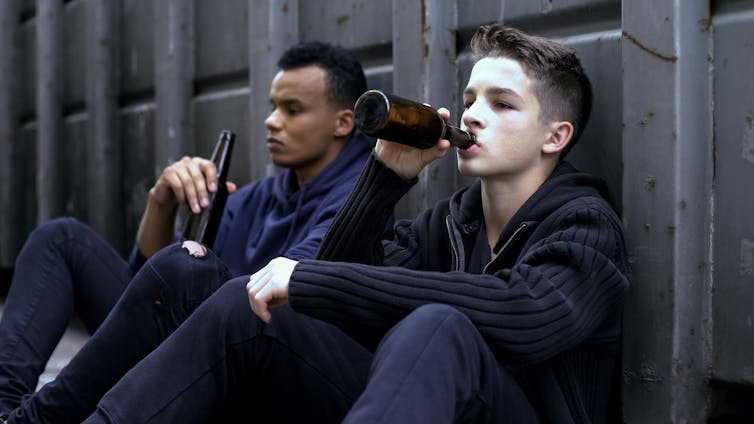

{"left": 290, "top": 153, "right": 630, "bottom": 423}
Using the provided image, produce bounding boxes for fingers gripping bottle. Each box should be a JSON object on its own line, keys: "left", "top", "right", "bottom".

{"left": 353, "top": 90, "right": 475, "bottom": 149}
{"left": 181, "top": 129, "right": 235, "bottom": 247}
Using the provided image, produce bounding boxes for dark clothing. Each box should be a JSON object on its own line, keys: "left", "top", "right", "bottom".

{"left": 127, "top": 134, "right": 376, "bottom": 277}
{"left": 4, "top": 241, "right": 230, "bottom": 424}
{"left": 85, "top": 279, "right": 371, "bottom": 423}
{"left": 85, "top": 282, "right": 538, "bottom": 424}
{"left": 85, "top": 154, "right": 628, "bottom": 423}
{"left": 343, "top": 303, "right": 540, "bottom": 424}
{"left": 0, "top": 219, "right": 131, "bottom": 415}
{"left": 0, "top": 136, "right": 374, "bottom": 423}
{"left": 293, "top": 154, "right": 630, "bottom": 422}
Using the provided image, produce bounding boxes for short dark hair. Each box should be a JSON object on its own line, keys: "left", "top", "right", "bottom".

{"left": 277, "top": 41, "right": 367, "bottom": 111}
{"left": 471, "top": 24, "right": 593, "bottom": 156}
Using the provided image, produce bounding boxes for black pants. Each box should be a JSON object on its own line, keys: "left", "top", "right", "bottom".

{"left": 0, "top": 218, "right": 231, "bottom": 423}
{"left": 85, "top": 278, "right": 539, "bottom": 423}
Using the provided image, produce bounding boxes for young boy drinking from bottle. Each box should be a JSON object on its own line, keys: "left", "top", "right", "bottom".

{"left": 83, "top": 23, "right": 629, "bottom": 423}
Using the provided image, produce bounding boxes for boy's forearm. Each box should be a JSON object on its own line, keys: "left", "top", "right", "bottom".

{"left": 316, "top": 154, "right": 412, "bottom": 263}
{"left": 136, "top": 189, "right": 179, "bottom": 258}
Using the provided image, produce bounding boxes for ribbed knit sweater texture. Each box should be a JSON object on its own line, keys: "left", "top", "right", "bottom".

{"left": 289, "top": 154, "right": 629, "bottom": 423}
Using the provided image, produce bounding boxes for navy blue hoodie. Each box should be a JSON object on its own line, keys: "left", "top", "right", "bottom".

{"left": 129, "top": 135, "right": 375, "bottom": 277}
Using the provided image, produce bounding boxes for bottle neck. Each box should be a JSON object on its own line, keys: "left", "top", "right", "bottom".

{"left": 442, "top": 125, "right": 475, "bottom": 149}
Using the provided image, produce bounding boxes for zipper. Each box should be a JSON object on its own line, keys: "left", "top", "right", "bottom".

{"left": 446, "top": 215, "right": 460, "bottom": 271}
{"left": 483, "top": 222, "right": 529, "bottom": 274}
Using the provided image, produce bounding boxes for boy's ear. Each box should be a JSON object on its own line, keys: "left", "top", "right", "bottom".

{"left": 542, "top": 121, "right": 574, "bottom": 154}
{"left": 334, "top": 109, "right": 355, "bottom": 138}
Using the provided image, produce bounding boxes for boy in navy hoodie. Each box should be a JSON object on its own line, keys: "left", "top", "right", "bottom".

{"left": 0, "top": 42, "right": 376, "bottom": 423}
{"left": 83, "top": 24, "right": 629, "bottom": 423}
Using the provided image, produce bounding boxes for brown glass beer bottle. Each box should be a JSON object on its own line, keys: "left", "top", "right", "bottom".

{"left": 353, "top": 90, "right": 475, "bottom": 149}
{"left": 182, "top": 129, "right": 235, "bottom": 247}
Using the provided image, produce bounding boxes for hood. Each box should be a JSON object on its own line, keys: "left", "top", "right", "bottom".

{"left": 448, "top": 161, "right": 613, "bottom": 245}
{"left": 272, "top": 134, "right": 373, "bottom": 210}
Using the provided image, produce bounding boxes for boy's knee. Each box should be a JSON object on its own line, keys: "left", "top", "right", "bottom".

{"left": 402, "top": 304, "right": 475, "bottom": 337}
{"left": 30, "top": 217, "right": 84, "bottom": 242}
{"left": 410, "top": 303, "right": 467, "bottom": 323}
{"left": 147, "top": 243, "right": 193, "bottom": 275}
{"left": 149, "top": 243, "right": 226, "bottom": 279}
{"left": 142, "top": 244, "right": 231, "bottom": 300}
{"left": 21, "top": 218, "right": 105, "bottom": 257}
{"left": 181, "top": 240, "right": 207, "bottom": 257}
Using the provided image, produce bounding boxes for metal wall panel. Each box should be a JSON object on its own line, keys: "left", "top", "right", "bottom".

{"left": 62, "top": 1, "right": 85, "bottom": 110}
{"left": 36, "top": 0, "right": 65, "bottom": 223}
{"left": 563, "top": 30, "right": 623, "bottom": 213}
{"left": 457, "top": 0, "right": 504, "bottom": 27}
{"left": 194, "top": 0, "right": 248, "bottom": 81}
{"left": 18, "top": 20, "right": 36, "bottom": 119}
{"left": 0, "top": 0, "right": 20, "bottom": 266}
{"left": 85, "top": 0, "right": 124, "bottom": 249}
{"left": 711, "top": 7, "right": 754, "bottom": 387}
{"left": 120, "top": 105, "right": 155, "bottom": 250}
{"left": 62, "top": 114, "right": 87, "bottom": 220}
{"left": 193, "top": 88, "right": 251, "bottom": 186}
{"left": 299, "top": 0, "right": 392, "bottom": 49}
{"left": 16, "top": 125, "right": 38, "bottom": 254}
{"left": 504, "top": 0, "right": 619, "bottom": 27}
{"left": 120, "top": 0, "right": 155, "bottom": 98}
{"left": 458, "top": 0, "right": 620, "bottom": 33}
{"left": 19, "top": 0, "right": 35, "bottom": 18}
{"left": 154, "top": 0, "right": 193, "bottom": 171}
{"left": 1, "top": 0, "right": 754, "bottom": 421}
{"left": 621, "top": 0, "right": 713, "bottom": 422}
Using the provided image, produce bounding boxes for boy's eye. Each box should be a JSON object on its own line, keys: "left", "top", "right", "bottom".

{"left": 269, "top": 102, "right": 302, "bottom": 116}
{"left": 463, "top": 99, "right": 474, "bottom": 109}
{"left": 494, "top": 101, "right": 512, "bottom": 110}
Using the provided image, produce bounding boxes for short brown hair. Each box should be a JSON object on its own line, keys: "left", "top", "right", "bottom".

{"left": 471, "top": 24, "right": 593, "bottom": 156}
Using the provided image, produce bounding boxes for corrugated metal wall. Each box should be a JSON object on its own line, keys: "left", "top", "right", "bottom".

{"left": 0, "top": 0, "right": 752, "bottom": 421}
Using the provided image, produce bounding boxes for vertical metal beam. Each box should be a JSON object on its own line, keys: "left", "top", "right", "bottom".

{"left": 0, "top": 0, "right": 19, "bottom": 266}
{"left": 248, "top": 0, "right": 298, "bottom": 181}
{"left": 392, "top": 0, "right": 461, "bottom": 217}
{"left": 155, "top": 0, "right": 193, "bottom": 172}
{"left": 422, "top": 0, "right": 461, "bottom": 208}
{"left": 86, "top": 0, "right": 123, "bottom": 250}
{"left": 621, "top": 0, "right": 713, "bottom": 422}
{"left": 392, "top": 0, "right": 423, "bottom": 100}
{"left": 36, "top": 0, "right": 64, "bottom": 224}
{"left": 392, "top": 0, "right": 426, "bottom": 218}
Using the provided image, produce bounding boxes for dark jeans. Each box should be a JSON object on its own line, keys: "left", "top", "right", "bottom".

{"left": 0, "top": 218, "right": 231, "bottom": 423}
{"left": 83, "top": 279, "right": 538, "bottom": 423}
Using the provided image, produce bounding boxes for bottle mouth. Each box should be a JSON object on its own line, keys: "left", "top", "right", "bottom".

{"left": 354, "top": 90, "right": 390, "bottom": 136}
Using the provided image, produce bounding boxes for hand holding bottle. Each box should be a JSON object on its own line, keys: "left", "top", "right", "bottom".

{"left": 374, "top": 107, "right": 452, "bottom": 180}
{"left": 181, "top": 130, "right": 236, "bottom": 247}
{"left": 137, "top": 130, "right": 236, "bottom": 258}
{"left": 150, "top": 156, "right": 237, "bottom": 215}
{"left": 353, "top": 90, "right": 473, "bottom": 180}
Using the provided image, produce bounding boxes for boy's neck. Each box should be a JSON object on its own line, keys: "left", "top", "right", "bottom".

{"left": 292, "top": 138, "right": 349, "bottom": 188}
{"left": 480, "top": 163, "right": 555, "bottom": 253}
